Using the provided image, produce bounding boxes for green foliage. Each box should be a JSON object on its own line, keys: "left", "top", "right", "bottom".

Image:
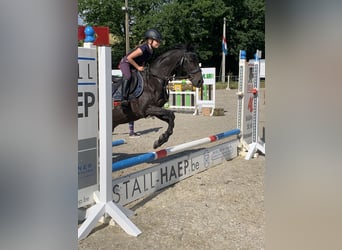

{"left": 78, "top": 0, "right": 264, "bottom": 74}
{"left": 225, "top": 0, "right": 265, "bottom": 61}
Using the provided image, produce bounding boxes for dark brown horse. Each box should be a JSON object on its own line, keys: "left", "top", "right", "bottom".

{"left": 112, "top": 45, "right": 203, "bottom": 149}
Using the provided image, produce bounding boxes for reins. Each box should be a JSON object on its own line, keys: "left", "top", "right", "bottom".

{"left": 171, "top": 52, "right": 201, "bottom": 81}
{"left": 145, "top": 64, "right": 170, "bottom": 102}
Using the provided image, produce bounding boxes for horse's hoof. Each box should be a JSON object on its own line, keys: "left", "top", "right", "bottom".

{"left": 153, "top": 141, "right": 159, "bottom": 149}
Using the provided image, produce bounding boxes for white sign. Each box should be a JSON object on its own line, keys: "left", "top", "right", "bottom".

{"left": 260, "top": 59, "right": 265, "bottom": 78}
{"left": 248, "top": 59, "right": 265, "bottom": 78}
{"left": 78, "top": 48, "right": 98, "bottom": 139}
{"left": 78, "top": 47, "right": 98, "bottom": 208}
{"left": 111, "top": 139, "right": 238, "bottom": 206}
{"left": 201, "top": 67, "right": 215, "bottom": 85}
{"left": 242, "top": 63, "right": 255, "bottom": 145}
{"left": 194, "top": 67, "right": 216, "bottom": 115}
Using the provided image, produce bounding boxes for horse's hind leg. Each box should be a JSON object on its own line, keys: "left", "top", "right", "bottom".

{"left": 145, "top": 107, "right": 175, "bottom": 149}
{"left": 154, "top": 110, "right": 175, "bottom": 149}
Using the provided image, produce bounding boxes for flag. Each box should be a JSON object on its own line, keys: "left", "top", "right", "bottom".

{"left": 222, "top": 36, "right": 228, "bottom": 55}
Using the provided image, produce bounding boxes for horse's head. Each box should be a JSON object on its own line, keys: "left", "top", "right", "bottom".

{"left": 150, "top": 46, "right": 203, "bottom": 88}
{"left": 177, "top": 51, "right": 204, "bottom": 88}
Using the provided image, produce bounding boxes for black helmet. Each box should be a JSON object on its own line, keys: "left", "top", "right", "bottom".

{"left": 144, "top": 29, "right": 162, "bottom": 42}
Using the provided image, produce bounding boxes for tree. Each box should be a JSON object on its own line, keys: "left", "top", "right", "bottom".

{"left": 128, "top": 0, "right": 230, "bottom": 69}
{"left": 224, "top": 0, "right": 265, "bottom": 73}
{"left": 78, "top": 0, "right": 264, "bottom": 75}
{"left": 78, "top": 0, "right": 127, "bottom": 67}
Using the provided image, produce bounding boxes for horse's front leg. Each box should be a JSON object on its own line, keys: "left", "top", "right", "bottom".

{"left": 145, "top": 106, "right": 175, "bottom": 149}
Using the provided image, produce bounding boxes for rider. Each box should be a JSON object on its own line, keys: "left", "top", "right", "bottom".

{"left": 119, "top": 28, "right": 162, "bottom": 107}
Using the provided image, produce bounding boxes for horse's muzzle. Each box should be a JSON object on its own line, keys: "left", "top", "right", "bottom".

{"left": 192, "top": 76, "right": 204, "bottom": 88}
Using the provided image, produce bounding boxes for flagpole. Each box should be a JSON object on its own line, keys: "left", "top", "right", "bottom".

{"left": 221, "top": 17, "right": 226, "bottom": 83}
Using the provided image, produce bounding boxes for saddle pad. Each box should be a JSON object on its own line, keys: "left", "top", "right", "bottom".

{"left": 112, "top": 72, "right": 144, "bottom": 101}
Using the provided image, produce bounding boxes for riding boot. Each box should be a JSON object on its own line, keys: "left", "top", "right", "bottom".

{"left": 121, "top": 78, "right": 130, "bottom": 107}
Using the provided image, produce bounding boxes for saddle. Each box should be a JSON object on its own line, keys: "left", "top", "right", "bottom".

{"left": 112, "top": 71, "right": 144, "bottom": 103}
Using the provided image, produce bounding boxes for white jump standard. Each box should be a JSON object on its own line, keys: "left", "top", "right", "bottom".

{"left": 78, "top": 46, "right": 142, "bottom": 240}
{"left": 236, "top": 50, "right": 265, "bottom": 160}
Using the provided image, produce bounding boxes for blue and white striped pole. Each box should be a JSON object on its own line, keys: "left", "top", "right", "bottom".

{"left": 112, "top": 128, "right": 240, "bottom": 171}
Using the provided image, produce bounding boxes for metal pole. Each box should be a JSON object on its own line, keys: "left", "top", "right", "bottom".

{"left": 124, "top": 0, "right": 130, "bottom": 53}
{"left": 112, "top": 128, "right": 240, "bottom": 171}
{"left": 221, "top": 17, "right": 226, "bottom": 83}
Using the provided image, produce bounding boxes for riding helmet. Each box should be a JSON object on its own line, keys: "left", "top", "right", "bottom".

{"left": 144, "top": 29, "right": 162, "bottom": 42}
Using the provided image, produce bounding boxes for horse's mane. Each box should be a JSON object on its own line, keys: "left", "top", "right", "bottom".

{"left": 150, "top": 44, "right": 194, "bottom": 66}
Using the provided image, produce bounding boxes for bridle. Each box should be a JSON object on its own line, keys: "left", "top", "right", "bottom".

{"left": 172, "top": 52, "right": 201, "bottom": 81}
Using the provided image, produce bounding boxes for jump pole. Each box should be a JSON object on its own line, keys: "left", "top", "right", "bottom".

{"left": 78, "top": 46, "right": 141, "bottom": 240}
{"left": 112, "top": 128, "right": 240, "bottom": 171}
{"left": 112, "top": 139, "right": 126, "bottom": 147}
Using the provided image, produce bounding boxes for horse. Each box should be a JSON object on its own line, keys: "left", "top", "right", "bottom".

{"left": 112, "top": 45, "right": 203, "bottom": 149}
